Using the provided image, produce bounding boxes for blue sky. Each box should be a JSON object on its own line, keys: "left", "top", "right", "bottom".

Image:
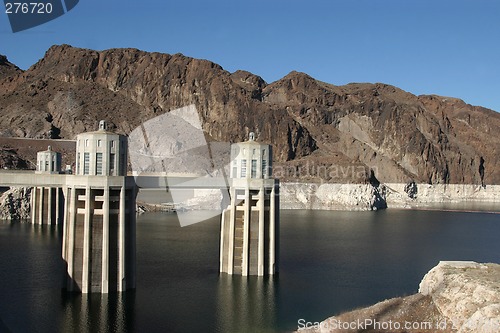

{"left": 1, "top": 0, "right": 500, "bottom": 112}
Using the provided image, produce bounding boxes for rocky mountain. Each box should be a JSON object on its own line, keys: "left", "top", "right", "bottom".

{"left": 0, "top": 55, "right": 21, "bottom": 79}
{"left": 0, "top": 44, "right": 499, "bottom": 184}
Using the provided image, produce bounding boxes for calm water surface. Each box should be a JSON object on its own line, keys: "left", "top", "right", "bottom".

{"left": 0, "top": 208, "right": 499, "bottom": 332}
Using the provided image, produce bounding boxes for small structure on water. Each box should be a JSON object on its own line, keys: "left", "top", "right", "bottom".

{"left": 32, "top": 146, "right": 63, "bottom": 225}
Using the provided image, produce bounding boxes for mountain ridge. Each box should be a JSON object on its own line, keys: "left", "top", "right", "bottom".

{"left": 0, "top": 44, "right": 498, "bottom": 184}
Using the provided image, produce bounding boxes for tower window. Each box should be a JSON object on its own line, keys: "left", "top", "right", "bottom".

{"left": 241, "top": 160, "right": 247, "bottom": 178}
{"left": 109, "top": 153, "right": 115, "bottom": 175}
{"left": 262, "top": 159, "right": 267, "bottom": 177}
{"left": 96, "top": 153, "right": 103, "bottom": 175}
{"left": 251, "top": 159, "right": 257, "bottom": 178}
{"left": 84, "top": 153, "right": 90, "bottom": 175}
{"left": 232, "top": 160, "right": 237, "bottom": 178}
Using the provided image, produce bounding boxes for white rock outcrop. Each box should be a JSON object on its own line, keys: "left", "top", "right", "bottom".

{"left": 280, "top": 183, "right": 386, "bottom": 211}
{"left": 419, "top": 261, "right": 500, "bottom": 333}
{"left": 385, "top": 184, "right": 500, "bottom": 207}
{"left": 281, "top": 182, "right": 499, "bottom": 211}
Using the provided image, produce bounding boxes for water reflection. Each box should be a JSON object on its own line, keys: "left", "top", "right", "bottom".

{"left": 1, "top": 206, "right": 500, "bottom": 332}
{"left": 60, "top": 292, "right": 135, "bottom": 332}
{"left": 215, "top": 275, "right": 277, "bottom": 333}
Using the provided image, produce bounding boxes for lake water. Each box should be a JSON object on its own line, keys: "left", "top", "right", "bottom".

{"left": 0, "top": 208, "right": 499, "bottom": 332}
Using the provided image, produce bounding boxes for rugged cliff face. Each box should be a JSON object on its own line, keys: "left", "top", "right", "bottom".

{"left": 0, "top": 45, "right": 499, "bottom": 184}
{"left": 0, "top": 55, "right": 21, "bottom": 79}
{"left": 263, "top": 73, "right": 497, "bottom": 184}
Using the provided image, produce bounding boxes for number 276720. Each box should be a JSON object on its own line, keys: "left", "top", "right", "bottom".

{"left": 5, "top": 2, "right": 53, "bottom": 14}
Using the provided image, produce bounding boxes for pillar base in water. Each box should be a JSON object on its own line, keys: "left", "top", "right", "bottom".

{"left": 220, "top": 178, "right": 279, "bottom": 276}
{"left": 62, "top": 176, "right": 137, "bottom": 293}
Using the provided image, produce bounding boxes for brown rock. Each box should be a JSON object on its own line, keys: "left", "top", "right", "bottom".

{"left": 0, "top": 54, "right": 22, "bottom": 79}
{"left": 0, "top": 45, "right": 499, "bottom": 184}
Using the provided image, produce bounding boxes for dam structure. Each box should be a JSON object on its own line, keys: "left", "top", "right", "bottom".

{"left": 0, "top": 123, "right": 281, "bottom": 292}
{"left": 219, "top": 133, "right": 279, "bottom": 276}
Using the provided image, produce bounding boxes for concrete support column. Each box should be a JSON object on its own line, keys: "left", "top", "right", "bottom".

{"left": 219, "top": 207, "right": 226, "bottom": 272}
{"left": 38, "top": 187, "right": 44, "bottom": 225}
{"left": 62, "top": 188, "right": 67, "bottom": 260}
{"left": 258, "top": 185, "right": 265, "bottom": 276}
{"left": 101, "top": 187, "right": 110, "bottom": 293}
{"left": 82, "top": 186, "right": 91, "bottom": 293}
{"left": 55, "top": 187, "right": 60, "bottom": 224}
{"left": 118, "top": 186, "right": 126, "bottom": 291}
{"left": 130, "top": 185, "right": 137, "bottom": 289}
{"left": 62, "top": 187, "right": 68, "bottom": 228}
{"left": 67, "top": 186, "right": 76, "bottom": 291}
{"left": 270, "top": 184, "right": 276, "bottom": 275}
{"left": 242, "top": 187, "right": 250, "bottom": 276}
{"left": 31, "top": 187, "right": 37, "bottom": 224}
{"left": 47, "top": 187, "right": 52, "bottom": 224}
{"left": 228, "top": 187, "right": 236, "bottom": 274}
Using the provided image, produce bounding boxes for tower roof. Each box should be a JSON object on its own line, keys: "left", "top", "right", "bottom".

{"left": 234, "top": 132, "right": 269, "bottom": 147}
{"left": 38, "top": 145, "right": 59, "bottom": 154}
{"left": 77, "top": 120, "right": 124, "bottom": 136}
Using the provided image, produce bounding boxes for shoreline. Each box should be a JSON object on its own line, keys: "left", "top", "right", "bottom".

{"left": 133, "top": 182, "right": 500, "bottom": 213}
{"left": 1, "top": 183, "right": 499, "bottom": 220}
{"left": 280, "top": 182, "right": 500, "bottom": 211}
{"left": 395, "top": 207, "right": 500, "bottom": 214}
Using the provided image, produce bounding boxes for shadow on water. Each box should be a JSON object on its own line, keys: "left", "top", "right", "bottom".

{"left": 60, "top": 292, "right": 136, "bottom": 332}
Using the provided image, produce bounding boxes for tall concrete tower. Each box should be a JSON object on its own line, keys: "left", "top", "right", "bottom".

{"left": 75, "top": 120, "right": 128, "bottom": 176}
{"left": 220, "top": 132, "right": 279, "bottom": 276}
{"left": 31, "top": 146, "right": 63, "bottom": 224}
{"left": 63, "top": 121, "right": 136, "bottom": 293}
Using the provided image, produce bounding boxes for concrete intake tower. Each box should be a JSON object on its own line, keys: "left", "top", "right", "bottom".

{"left": 219, "top": 133, "right": 279, "bottom": 276}
{"left": 62, "top": 121, "right": 136, "bottom": 293}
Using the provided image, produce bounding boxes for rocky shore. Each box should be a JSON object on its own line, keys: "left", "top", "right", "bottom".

{"left": 281, "top": 182, "right": 500, "bottom": 211}
{"left": 297, "top": 261, "right": 500, "bottom": 333}
{"left": 133, "top": 182, "right": 500, "bottom": 212}
{"left": 0, "top": 187, "right": 31, "bottom": 220}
